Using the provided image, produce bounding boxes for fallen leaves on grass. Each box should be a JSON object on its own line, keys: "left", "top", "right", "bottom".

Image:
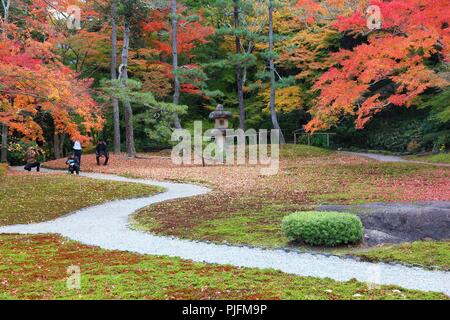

{"left": 44, "top": 150, "right": 450, "bottom": 248}
{"left": 0, "top": 234, "right": 446, "bottom": 300}
{"left": 0, "top": 172, "right": 161, "bottom": 226}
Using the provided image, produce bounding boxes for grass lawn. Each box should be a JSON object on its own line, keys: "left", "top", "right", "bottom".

{"left": 0, "top": 169, "right": 162, "bottom": 226}
{"left": 44, "top": 146, "right": 450, "bottom": 270}
{"left": 280, "top": 145, "right": 333, "bottom": 159}
{"left": 1, "top": 166, "right": 445, "bottom": 300}
{"left": 0, "top": 234, "right": 446, "bottom": 300}
{"left": 0, "top": 163, "right": 7, "bottom": 176}
{"left": 355, "top": 241, "right": 450, "bottom": 271}
{"left": 406, "top": 153, "right": 450, "bottom": 164}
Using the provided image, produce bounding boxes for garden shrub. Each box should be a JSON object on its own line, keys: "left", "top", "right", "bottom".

{"left": 7, "top": 141, "right": 46, "bottom": 166}
{"left": 282, "top": 211, "right": 364, "bottom": 247}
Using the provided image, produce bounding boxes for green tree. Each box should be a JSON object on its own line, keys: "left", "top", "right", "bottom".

{"left": 101, "top": 78, "right": 187, "bottom": 144}
{"left": 211, "top": 0, "right": 267, "bottom": 130}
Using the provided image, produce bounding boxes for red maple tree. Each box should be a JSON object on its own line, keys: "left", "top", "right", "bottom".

{"left": 0, "top": 0, "right": 104, "bottom": 143}
{"left": 304, "top": 0, "right": 449, "bottom": 132}
{"left": 142, "top": 5, "right": 214, "bottom": 96}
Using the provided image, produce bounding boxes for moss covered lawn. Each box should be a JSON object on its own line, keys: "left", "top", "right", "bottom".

{"left": 355, "top": 241, "right": 450, "bottom": 271}
{"left": 405, "top": 153, "right": 450, "bottom": 164}
{"left": 43, "top": 146, "right": 450, "bottom": 271}
{"left": 0, "top": 234, "right": 446, "bottom": 300}
{"left": 0, "top": 168, "right": 162, "bottom": 226}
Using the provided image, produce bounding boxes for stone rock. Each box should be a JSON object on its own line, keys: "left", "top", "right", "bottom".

{"left": 364, "top": 229, "right": 403, "bottom": 246}
{"left": 317, "top": 201, "right": 450, "bottom": 246}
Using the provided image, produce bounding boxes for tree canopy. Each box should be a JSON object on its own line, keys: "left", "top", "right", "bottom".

{"left": 0, "top": 0, "right": 448, "bottom": 158}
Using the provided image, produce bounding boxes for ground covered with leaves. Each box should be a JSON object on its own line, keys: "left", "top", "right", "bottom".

{"left": 44, "top": 146, "right": 450, "bottom": 270}
{"left": 45, "top": 146, "right": 450, "bottom": 245}
{"left": 0, "top": 149, "right": 448, "bottom": 299}
{"left": 0, "top": 169, "right": 162, "bottom": 226}
{"left": 0, "top": 234, "right": 446, "bottom": 300}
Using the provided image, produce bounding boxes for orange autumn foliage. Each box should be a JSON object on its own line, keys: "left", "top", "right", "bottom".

{"left": 0, "top": 0, "right": 104, "bottom": 143}
{"left": 304, "top": 0, "right": 449, "bottom": 132}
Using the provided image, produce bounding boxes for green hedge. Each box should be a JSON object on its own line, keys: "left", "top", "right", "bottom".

{"left": 333, "top": 107, "right": 449, "bottom": 153}
{"left": 282, "top": 211, "right": 364, "bottom": 247}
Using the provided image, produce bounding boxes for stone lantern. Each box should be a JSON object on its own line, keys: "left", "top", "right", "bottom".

{"left": 208, "top": 104, "right": 232, "bottom": 160}
{"left": 209, "top": 104, "right": 232, "bottom": 133}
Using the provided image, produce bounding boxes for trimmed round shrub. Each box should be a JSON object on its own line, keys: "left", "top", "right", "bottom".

{"left": 282, "top": 211, "right": 364, "bottom": 247}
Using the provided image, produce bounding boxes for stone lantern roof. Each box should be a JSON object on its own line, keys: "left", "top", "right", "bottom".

{"left": 209, "top": 104, "right": 232, "bottom": 120}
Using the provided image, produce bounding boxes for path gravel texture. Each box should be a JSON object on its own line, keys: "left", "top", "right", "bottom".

{"left": 342, "top": 152, "right": 409, "bottom": 163}
{"left": 0, "top": 168, "right": 449, "bottom": 296}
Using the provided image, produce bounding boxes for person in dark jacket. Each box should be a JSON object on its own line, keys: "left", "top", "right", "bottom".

{"left": 96, "top": 141, "right": 109, "bottom": 166}
{"left": 24, "top": 147, "right": 41, "bottom": 172}
{"left": 73, "top": 140, "right": 82, "bottom": 165}
{"left": 66, "top": 153, "right": 80, "bottom": 175}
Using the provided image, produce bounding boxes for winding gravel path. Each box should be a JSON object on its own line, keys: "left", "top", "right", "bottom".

{"left": 342, "top": 152, "right": 409, "bottom": 163}
{"left": 0, "top": 169, "right": 449, "bottom": 295}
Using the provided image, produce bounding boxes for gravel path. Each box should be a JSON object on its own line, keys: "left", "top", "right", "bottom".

{"left": 342, "top": 152, "right": 409, "bottom": 163}
{"left": 1, "top": 168, "right": 449, "bottom": 295}
{"left": 343, "top": 151, "right": 450, "bottom": 167}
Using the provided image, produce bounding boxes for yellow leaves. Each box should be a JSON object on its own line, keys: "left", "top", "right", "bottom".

{"left": 260, "top": 86, "right": 304, "bottom": 113}
{"left": 220, "top": 36, "right": 236, "bottom": 53}
{"left": 277, "top": 26, "right": 338, "bottom": 80}
{"left": 12, "top": 95, "right": 34, "bottom": 109}
{"left": 273, "top": 9, "right": 301, "bottom": 34}
{"left": 47, "top": 86, "right": 62, "bottom": 102}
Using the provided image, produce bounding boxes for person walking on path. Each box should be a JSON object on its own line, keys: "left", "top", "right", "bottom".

{"left": 24, "top": 147, "right": 41, "bottom": 172}
{"left": 73, "top": 140, "right": 82, "bottom": 165}
{"left": 96, "top": 140, "right": 109, "bottom": 166}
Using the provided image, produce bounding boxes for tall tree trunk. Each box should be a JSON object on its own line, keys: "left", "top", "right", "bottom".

{"left": 60, "top": 133, "right": 66, "bottom": 157}
{"left": 268, "top": 0, "right": 285, "bottom": 144}
{"left": 234, "top": 0, "right": 245, "bottom": 130}
{"left": 121, "top": 18, "right": 136, "bottom": 158}
{"left": 1, "top": 123, "right": 7, "bottom": 163}
{"left": 171, "top": 0, "right": 182, "bottom": 129}
{"left": 1, "top": 0, "right": 10, "bottom": 27}
{"left": 53, "top": 133, "right": 66, "bottom": 159}
{"left": 0, "top": 1, "right": 10, "bottom": 162}
{"left": 54, "top": 133, "right": 62, "bottom": 159}
{"left": 111, "top": 0, "right": 121, "bottom": 154}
